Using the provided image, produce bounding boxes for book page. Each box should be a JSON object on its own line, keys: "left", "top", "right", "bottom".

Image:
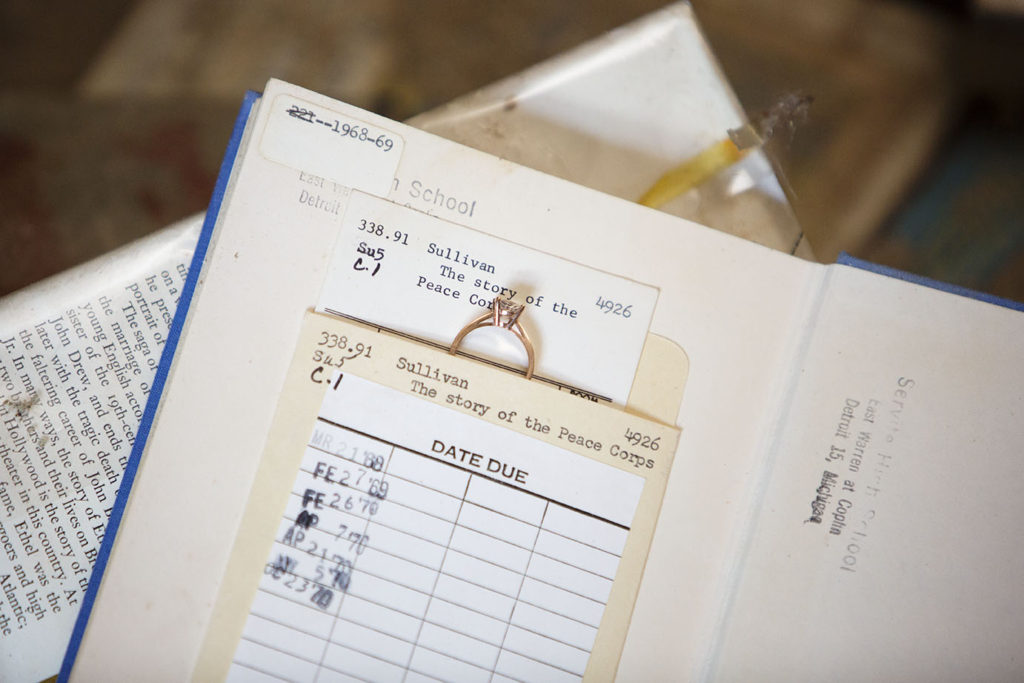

{"left": 708, "top": 266, "right": 1024, "bottom": 681}
{"left": 68, "top": 80, "right": 819, "bottom": 681}
{"left": 0, "top": 219, "right": 198, "bottom": 683}
{"left": 196, "top": 312, "right": 679, "bottom": 682}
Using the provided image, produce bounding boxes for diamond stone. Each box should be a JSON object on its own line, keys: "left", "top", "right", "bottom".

{"left": 492, "top": 297, "right": 524, "bottom": 327}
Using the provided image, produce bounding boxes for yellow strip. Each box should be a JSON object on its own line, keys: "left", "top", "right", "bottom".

{"left": 638, "top": 138, "right": 745, "bottom": 209}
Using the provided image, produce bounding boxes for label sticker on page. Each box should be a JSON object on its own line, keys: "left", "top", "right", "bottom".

{"left": 261, "top": 94, "right": 405, "bottom": 197}
{"left": 317, "top": 191, "right": 658, "bottom": 404}
{"left": 194, "top": 312, "right": 679, "bottom": 683}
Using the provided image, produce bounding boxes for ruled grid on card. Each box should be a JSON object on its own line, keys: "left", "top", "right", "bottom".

{"left": 227, "top": 373, "right": 644, "bottom": 683}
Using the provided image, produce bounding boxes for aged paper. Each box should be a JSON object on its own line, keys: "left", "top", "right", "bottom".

{"left": 0, "top": 220, "right": 197, "bottom": 682}
{"left": 66, "top": 80, "right": 814, "bottom": 681}
{"left": 196, "top": 312, "right": 679, "bottom": 682}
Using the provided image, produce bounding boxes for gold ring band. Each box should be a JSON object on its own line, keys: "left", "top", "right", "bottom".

{"left": 449, "top": 297, "right": 535, "bottom": 379}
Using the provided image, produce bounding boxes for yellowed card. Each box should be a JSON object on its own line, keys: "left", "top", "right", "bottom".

{"left": 195, "top": 311, "right": 681, "bottom": 682}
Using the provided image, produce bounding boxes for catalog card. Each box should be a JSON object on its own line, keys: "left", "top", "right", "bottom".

{"left": 317, "top": 192, "right": 659, "bottom": 405}
{"left": 194, "top": 312, "right": 678, "bottom": 682}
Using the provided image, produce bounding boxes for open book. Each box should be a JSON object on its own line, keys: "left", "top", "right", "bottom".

{"left": 62, "top": 80, "right": 1024, "bottom": 682}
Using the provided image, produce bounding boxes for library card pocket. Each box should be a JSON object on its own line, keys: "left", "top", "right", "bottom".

{"left": 194, "top": 312, "right": 679, "bottom": 682}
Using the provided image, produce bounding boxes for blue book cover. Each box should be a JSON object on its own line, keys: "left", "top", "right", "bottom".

{"left": 58, "top": 90, "right": 262, "bottom": 682}
{"left": 837, "top": 252, "right": 1024, "bottom": 313}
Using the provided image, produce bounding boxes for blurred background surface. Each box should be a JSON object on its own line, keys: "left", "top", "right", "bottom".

{"left": 2, "top": 0, "right": 1022, "bottom": 300}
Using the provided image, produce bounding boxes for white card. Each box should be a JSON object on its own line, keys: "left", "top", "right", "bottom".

{"left": 228, "top": 372, "right": 647, "bottom": 682}
{"left": 317, "top": 192, "right": 658, "bottom": 404}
